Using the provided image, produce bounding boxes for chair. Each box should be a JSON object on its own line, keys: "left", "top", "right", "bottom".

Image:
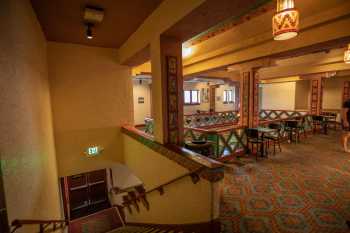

{"left": 245, "top": 128, "right": 267, "bottom": 160}
{"left": 294, "top": 116, "right": 307, "bottom": 139}
{"left": 264, "top": 123, "right": 282, "bottom": 155}
{"left": 323, "top": 112, "right": 338, "bottom": 130}
{"left": 312, "top": 115, "right": 326, "bottom": 134}
{"left": 284, "top": 120, "right": 299, "bottom": 143}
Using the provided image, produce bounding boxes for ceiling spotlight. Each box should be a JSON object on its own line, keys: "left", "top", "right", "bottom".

{"left": 86, "top": 23, "right": 94, "bottom": 40}
{"left": 83, "top": 6, "right": 104, "bottom": 40}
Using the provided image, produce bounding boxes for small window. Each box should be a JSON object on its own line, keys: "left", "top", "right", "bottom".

{"left": 184, "top": 90, "right": 200, "bottom": 105}
{"left": 223, "top": 90, "right": 235, "bottom": 103}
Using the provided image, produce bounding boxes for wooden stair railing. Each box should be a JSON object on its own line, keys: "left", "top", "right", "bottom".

{"left": 11, "top": 219, "right": 68, "bottom": 233}
{"left": 121, "top": 167, "right": 203, "bottom": 214}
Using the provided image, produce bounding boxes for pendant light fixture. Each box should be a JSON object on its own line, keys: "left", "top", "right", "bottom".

{"left": 344, "top": 44, "right": 350, "bottom": 64}
{"left": 272, "top": 0, "right": 299, "bottom": 41}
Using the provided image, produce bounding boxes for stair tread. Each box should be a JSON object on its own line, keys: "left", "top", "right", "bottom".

{"left": 107, "top": 225, "right": 192, "bottom": 233}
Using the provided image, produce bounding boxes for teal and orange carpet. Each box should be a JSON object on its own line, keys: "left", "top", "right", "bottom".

{"left": 220, "top": 132, "right": 350, "bottom": 233}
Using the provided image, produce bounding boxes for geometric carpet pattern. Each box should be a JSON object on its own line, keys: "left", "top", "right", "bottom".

{"left": 220, "top": 132, "right": 350, "bottom": 233}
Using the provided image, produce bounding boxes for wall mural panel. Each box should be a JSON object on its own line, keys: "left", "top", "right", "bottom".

{"left": 166, "top": 56, "right": 180, "bottom": 144}
{"left": 241, "top": 72, "right": 250, "bottom": 126}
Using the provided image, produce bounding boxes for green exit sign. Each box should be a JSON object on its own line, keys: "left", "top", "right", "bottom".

{"left": 85, "top": 146, "right": 103, "bottom": 157}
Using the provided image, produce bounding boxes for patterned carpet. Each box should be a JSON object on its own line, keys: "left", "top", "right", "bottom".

{"left": 220, "top": 132, "right": 350, "bottom": 233}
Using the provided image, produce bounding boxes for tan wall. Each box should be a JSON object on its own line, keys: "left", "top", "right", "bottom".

{"left": 183, "top": 82, "right": 210, "bottom": 114}
{"left": 215, "top": 84, "right": 236, "bottom": 112}
{"left": 323, "top": 77, "right": 350, "bottom": 110}
{"left": 261, "top": 82, "right": 296, "bottom": 110}
{"left": 295, "top": 80, "right": 310, "bottom": 110}
{"left": 48, "top": 42, "right": 134, "bottom": 177}
{"left": 133, "top": 80, "right": 151, "bottom": 125}
{"left": 0, "top": 0, "right": 61, "bottom": 230}
{"left": 184, "top": 82, "right": 236, "bottom": 114}
{"left": 122, "top": 134, "right": 213, "bottom": 224}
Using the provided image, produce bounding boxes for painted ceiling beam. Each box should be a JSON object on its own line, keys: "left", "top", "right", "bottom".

{"left": 117, "top": 0, "right": 205, "bottom": 65}
{"left": 183, "top": 1, "right": 350, "bottom": 76}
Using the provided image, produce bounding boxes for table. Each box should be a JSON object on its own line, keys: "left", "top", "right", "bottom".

{"left": 252, "top": 127, "right": 277, "bottom": 157}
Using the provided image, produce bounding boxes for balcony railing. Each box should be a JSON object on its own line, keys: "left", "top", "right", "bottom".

{"left": 184, "top": 125, "right": 247, "bottom": 159}
{"left": 259, "top": 109, "right": 309, "bottom": 122}
{"left": 184, "top": 111, "right": 239, "bottom": 128}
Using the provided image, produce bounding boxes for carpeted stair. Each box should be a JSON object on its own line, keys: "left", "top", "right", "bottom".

{"left": 108, "top": 225, "right": 189, "bottom": 233}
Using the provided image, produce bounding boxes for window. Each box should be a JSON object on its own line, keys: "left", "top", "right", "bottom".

{"left": 223, "top": 89, "right": 235, "bottom": 103}
{"left": 184, "top": 90, "right": 200, "bottom": 105}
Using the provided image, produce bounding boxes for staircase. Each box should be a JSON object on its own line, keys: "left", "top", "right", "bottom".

{"left": 109, "top": 225, "right": 193, "bottom": 233}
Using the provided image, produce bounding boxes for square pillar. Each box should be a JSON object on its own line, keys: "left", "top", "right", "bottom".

{"left": 310, "top": 77, "right": 324, "bottom": 115}
{"left": 343, "top": 81, "right": 350, "bottom": 103}
{"left": 240, "top": 69, "right": 259, "bottom": 127}
{"left": 151, "top": 36, "right": 183, "bottom": 145}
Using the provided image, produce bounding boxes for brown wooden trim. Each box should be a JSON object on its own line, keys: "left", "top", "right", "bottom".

{"left": 127, "top": 219, "right": 221, "bottom": 233}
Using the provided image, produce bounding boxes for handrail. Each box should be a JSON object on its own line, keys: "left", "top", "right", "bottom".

{"left": 121, "top": 167, "right": 204, "bottom": 213}
{"left": 11, "top": 219, "right": 68, "bottom": 233}
{"left": 145, "top": 167, "right": 203, "bottom": 195}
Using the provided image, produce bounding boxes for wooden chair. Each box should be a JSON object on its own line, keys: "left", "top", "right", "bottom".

{"left": 284, "top": 120, "right": 300, "bottom": 143}
{"left": 264, "top": 123, "right": 282, "bottom": 155}
{"left": 312, "top": 115, "right": 327, "bottom": 134}
{"left": 245, "top": 128, "right": 267, "bottom": 160}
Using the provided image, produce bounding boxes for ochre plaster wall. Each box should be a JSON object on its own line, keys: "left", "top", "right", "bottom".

{"left": 183, "top": 82, "right": 236, "bottom": 114}
{"left": 295, "top": 80, "right": 310, "bottom": 110}
{"left": 323, "top": 77, "right": 350, "bottom": 110}
{"left": 261, "top": 82, "right": 296, "bottom": 110}
{"left": 0, "top": 0, "right": 62, "bottom": 230}
{"left": 183, "top": 82, "right": 210, "bottom": 115}
{"left": 215, "top": 84, "right": 236, "bottom": 112}
{"left": 48, "top": 42, "right": 134, "bottom": 177}
{"left": 122, "top": 134, "right": 213, "bottom": 224}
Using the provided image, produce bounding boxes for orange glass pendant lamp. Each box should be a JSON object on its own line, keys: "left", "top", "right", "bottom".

{"left": 272, "top": 0, "right": 299, "bottom": 40}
